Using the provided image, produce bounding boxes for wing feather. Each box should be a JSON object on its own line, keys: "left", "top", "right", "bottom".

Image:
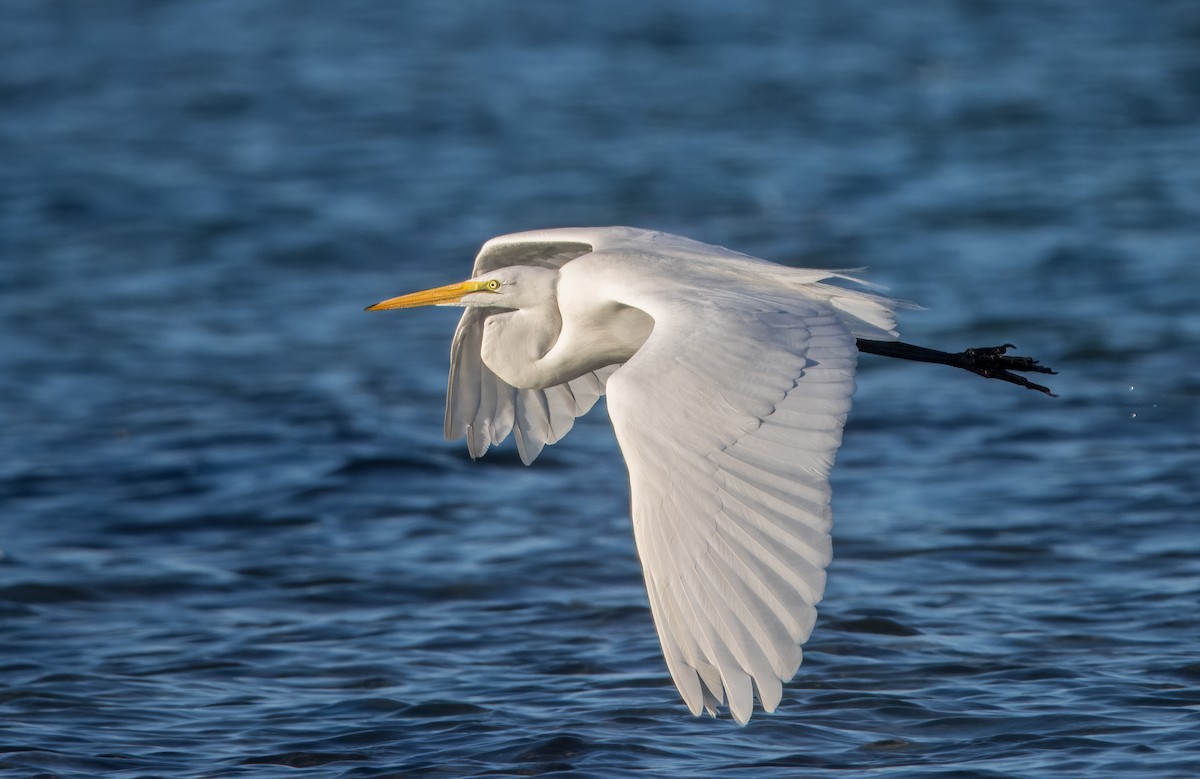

{"left": 604, "top": 271, "right": 867, "bottom": 724}
{"left": 643, "top": 568, "right": 705, "bottom": 714}
{"left": 688, "top": 527, "right": 792, "bottom": 708}
{"left": 511, "top": 388, "right": 551, "bottom": 463}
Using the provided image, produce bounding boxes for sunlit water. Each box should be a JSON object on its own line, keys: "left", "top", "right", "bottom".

{"left": 3, "top": 2, "right": 1199, "bottom": 777}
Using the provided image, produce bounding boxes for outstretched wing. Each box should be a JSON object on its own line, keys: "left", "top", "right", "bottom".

{"left": 604, "top": 279, "right": 863, "bottom": 725}
{"left": 446, "top": 232, "right": 612, "bottom": 463}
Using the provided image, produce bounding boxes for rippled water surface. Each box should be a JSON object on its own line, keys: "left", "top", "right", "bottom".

{"left": 3, "top": 1, "right": 1200, "bottom": 777}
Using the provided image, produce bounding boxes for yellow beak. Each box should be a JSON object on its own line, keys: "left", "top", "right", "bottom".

{"left": 365, "top": 280, "right": 488, "bottom": 311}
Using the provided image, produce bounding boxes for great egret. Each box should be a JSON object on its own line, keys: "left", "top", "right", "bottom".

{"left": 367, "top": 227, "right": 1054, "bottom": 724}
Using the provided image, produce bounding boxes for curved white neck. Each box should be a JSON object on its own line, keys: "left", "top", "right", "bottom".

{"left": 476, "top": 264, "right": 654, "bottom": 389}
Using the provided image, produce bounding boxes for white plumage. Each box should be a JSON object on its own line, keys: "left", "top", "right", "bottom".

{"left": 370, "top": 226, "right": 902, "bottom": 724}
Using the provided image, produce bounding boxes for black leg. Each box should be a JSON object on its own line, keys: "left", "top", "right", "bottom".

{"left": 856, "top": 340, "right": 1058, "bottom": 396}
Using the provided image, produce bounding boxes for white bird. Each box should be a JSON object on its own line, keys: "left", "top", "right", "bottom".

{"left": 367, "top": 227, "right": 1054, "bottom": 724}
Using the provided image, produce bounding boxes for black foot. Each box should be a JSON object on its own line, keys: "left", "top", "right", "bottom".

{"left": 855, "top": 339, "right": 1058, "bottom": 396}
{"left": 957, "top": 344, "right": 1058, "bottom": 396}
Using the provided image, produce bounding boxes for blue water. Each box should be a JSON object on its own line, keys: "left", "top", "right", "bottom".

{"left": 3, "top": 1, "right": 1199, "bottom": 776}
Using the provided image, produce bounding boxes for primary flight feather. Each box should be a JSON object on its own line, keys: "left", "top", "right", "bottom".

{"left": 367, "top": 226, "right": 1054, "bottom": 724}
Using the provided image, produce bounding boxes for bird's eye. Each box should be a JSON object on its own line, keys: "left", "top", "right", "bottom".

{"left": 485, "top": 279, "right": 501, "bottom": 292}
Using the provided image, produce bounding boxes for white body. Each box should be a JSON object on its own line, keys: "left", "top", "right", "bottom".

{"left": 432, "top": 227, "right": 901, "bottom": 723}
